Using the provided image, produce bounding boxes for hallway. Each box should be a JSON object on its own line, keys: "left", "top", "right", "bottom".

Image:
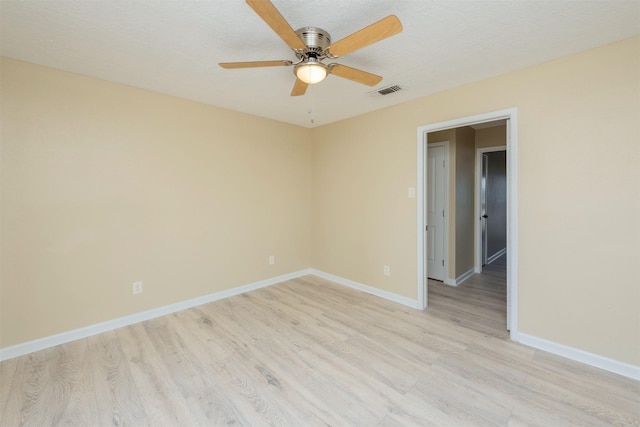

{"left": 427, "top": 255, "right": 508, "bottom": 339}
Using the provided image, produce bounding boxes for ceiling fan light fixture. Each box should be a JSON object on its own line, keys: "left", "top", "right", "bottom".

{"left": 220, "top": 1, "right": 404, "bottom": 96}
{"left": 295, "top": 59, "right": 328, "bottom": 84}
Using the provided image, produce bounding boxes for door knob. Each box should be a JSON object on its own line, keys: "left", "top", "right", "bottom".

{"left": 482, "top": 214, "right": 488, "bottom": 218}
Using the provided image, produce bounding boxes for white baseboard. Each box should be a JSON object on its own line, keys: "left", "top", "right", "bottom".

{"left": 309, "top": 269, "right": 421, "bottom": 309}
{"left": 516, "top": 332, "right": 640, "bottom": 381}
{"left": 487, "top": 248, "right": 507, "bottom": 264}
{"left": 446, "top": 268, "right": 475, "bottom": 287}
{"left": 0, "top": 269, "right": 313, "bottom": 362}
{"left": 5, "top": 269, "right": 637, "bottom": 382}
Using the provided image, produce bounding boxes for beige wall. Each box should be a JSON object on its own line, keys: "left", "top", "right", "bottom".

{"left": 476, "top": 125, "right": 507, "bottom": 148}
{"left": 2, "top": 36, "right": 639, "bottom": 367}
{"left": 454, "top": 127, "right": 476, "bottom": 278}
{"left": 311, "top": 37, "right": 640, "bottom": 365}
{"left": 310, "top": 118, "right": 417, "bottom": 294}
{"left": 0, "top": 58, "right": 311, "bottom": 348}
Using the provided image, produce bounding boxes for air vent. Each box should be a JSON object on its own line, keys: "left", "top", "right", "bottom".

{"left": 368, "top": 84, "right": 403, "bottom": 96}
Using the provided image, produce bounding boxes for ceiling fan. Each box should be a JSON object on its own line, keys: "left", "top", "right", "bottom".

{"left": 219, "top": 0, "right": 403, "bottom": 96}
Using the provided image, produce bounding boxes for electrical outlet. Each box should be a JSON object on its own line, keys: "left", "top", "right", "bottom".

{"left": 383, "top": 265, "right": 390, "bottom": 276}
{"left": 408, "top": 187, "right": 416, "bottom": 198}
{"left": 268, "top": 255, "right": 275, "bottom": 265}
{"left": 132, "top": 281, "right": 143, "bottom": 295}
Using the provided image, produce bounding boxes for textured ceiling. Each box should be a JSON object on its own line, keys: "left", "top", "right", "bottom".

{"left": 1, "top": 0, "right": 639, "bottom": 128}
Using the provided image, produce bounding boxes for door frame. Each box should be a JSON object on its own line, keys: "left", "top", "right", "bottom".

{"left": 426, "top": 141, "right": 449, "bottom": 285}
{"left": 416, "top": 108, "right": 519, "bottom": 340}
{"left": 475, "top": 145, "right": 507, "bottom": 274}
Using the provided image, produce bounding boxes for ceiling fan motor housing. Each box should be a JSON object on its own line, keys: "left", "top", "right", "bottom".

{"left": 295, "top": 27, "right": 331, "bottom": 53}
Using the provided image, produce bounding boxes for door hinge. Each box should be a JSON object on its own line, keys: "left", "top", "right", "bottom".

{"left": 442, "top": 209, "right": 445, "bottom": 217}
{"left": 426, "top": 225, "right": 428, "bottom": 231}
{"left": 442, "top": 259, "right": 445, "bottom": 266}
{"left": 442, "top": 160, "right": 445, "bottom": 168}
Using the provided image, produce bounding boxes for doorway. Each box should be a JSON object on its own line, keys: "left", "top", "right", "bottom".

{"left": 416, "top": 108, "right": 518, "bottom": 339}
{"left": 476, "top": 146, "right": 507, "bottom": 272}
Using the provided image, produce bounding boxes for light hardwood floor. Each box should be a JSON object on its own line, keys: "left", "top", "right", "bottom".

{"left": 427, "top": 255, "right": 508, "bottom": 339}
{"left": 1, "top": 268, "right": 638, "bottom": 426}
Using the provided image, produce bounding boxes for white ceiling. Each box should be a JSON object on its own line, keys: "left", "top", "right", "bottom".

{"left": 1, "top": 0, "right": 639, "bottom": 128}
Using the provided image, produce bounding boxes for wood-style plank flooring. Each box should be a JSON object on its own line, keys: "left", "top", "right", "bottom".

{"left": 1, "top": 263, "right": 639, "bottom": 426}
{"left": 428, "top": 255, "right": 508, "bottom": 339}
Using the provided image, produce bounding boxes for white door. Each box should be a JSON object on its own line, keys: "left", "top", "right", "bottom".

{"left": 427, "top": 144, "right": 446, "bottom": 281}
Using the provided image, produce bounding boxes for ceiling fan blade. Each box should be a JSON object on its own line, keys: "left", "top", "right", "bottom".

{"left": 291, "top": 78, "right": 308, "bottom": 96}
{"left": 330, "top": 64, "right": 382, "bottom": 86}
{"left": 246, "top": 0, "right": 306, "bottom": 50}
{"left": 327, "top": 15, "right": 402, "bottom": 58}
{"left": 219, "top": 60, "right": 292, "bottom": 69}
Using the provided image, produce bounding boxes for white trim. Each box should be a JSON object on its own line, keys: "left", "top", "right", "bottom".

{"left": 446, "top": 267, "right": 475, "bottom": 287}
{"left": 506, "top": 115, "right": 519, "bottom": 335}
{"left": 0, "top": 269, "right": 313, "bottom": 361}
{"left": 416, "top": 129, "right": 427, "bottom": 309}
{"left": 416, "top": 107, "right": 519, "bottom": 339}
{"left": 309, "top": 269, "right": 421, "bottom": 309}
{"left": 487, "top": 247, "right": 507, "bottom": 265}
{"left": 475, "top": 145, "right": 507, "bottom": 273}
{"left": 516, "top": 332, "right": 640, "bottom": 381}
{"left": 5, "top": 267, "right": 637, "bottom": 381}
